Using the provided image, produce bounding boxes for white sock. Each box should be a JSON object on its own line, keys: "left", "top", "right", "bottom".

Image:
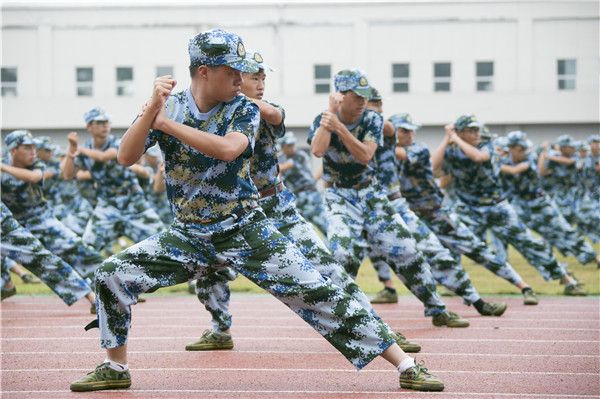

{"left": 104, "top": 358, "right": 128, "bottom": 372}
{"left": 398, "top": 357, "right": 415, "bottom": 373}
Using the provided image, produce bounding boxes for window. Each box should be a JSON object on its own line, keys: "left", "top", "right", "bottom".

{"left": 557, "top": 59, "right": 576, "bottom": 90}
{"left": 116, "top": 67, "right": 134, "bottom": 96}
{"left": 314, "top": 64, "right": 331, "bottom": 94}
{"left": 392, "top": 63, "right": 409, "bottom": 92}
{"left": 1, "top": 67, "right": 17, "bottom": 97}
{"left": 76, "top": 67, "right": 94, "bottom": 96}
{"left": 433, "top": 62, "right": 451, "bottom": 92}
{"left": 476, "top": 61, "right": 494, "bottom": 92}
{"left": 156, "top": 66, "right": 173, "bottom": 77}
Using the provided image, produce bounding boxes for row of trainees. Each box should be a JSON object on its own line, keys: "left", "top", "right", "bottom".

{"left": 0, "top": 28, "right": 598, "bottom": 393}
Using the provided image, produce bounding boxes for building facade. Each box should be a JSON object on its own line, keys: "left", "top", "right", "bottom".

{"left": 2, "top": 0, "right": 599, "bottom": 150}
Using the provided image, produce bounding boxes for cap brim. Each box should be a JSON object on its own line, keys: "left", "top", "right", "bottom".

{"left": 399, "top": 123, "right": 420, "bottom": 131}
{"left": 228, "top": 59, "right": 260, "bottom": 73}
{"left": 467, "top": 122, "right": 483, "bottom": 128}
{"left": 21, "top": 138, "right": 35, "bottom": 146}
{"left": 257, "top": 63, "right": 274, "bottom": 72}
{"left": 351, "top": 87, "right": 372, "bottom": 98}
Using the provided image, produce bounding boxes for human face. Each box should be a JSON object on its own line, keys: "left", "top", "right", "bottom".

{"left": 457, "top": 127, "right": 481, "bottom": 146}
{"left": 281, "top": 143, "right": 295, "bottom": 157}
{"left": 11, "top": 144, "right": 36, "bottom": 167}
{"left": 560, "top": 146, "right": 576, "bottom": 158}
{"left": 509, "top": 145, "right": 527, "bottom": 162}
{"left": 204, "top": 65, "right": 243, "bottom": 102}
{"left": 339, "top": 91, "right": 367, "bottom": 123}
{"left": 590, "top": 142, "right": 600, "bottom": 156}
{"left": 87, "top": 120, "right": 111, "bottom": 142}
{"left": 241, "top": 70, "right": 265, "bottom": 100}
{"left": 36, "top": 148, "right": 53, "bottom": 162}
{"left": 396, "top": 128, "right": 413, "bottom": 146}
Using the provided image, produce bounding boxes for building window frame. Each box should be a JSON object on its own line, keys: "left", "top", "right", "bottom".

{"left": 156, "top": 66, "right": 173, "bottom": 78}
{"left": 1, "top": 67, "right": 18, "bottom": 97}
{"left": 76, "top": 67, "right": 94, "bottom": 97}
{"left": 392, "top": 63, "right": 410, "bottom": 93}
{"left": 557, "top": 59, "right": 576, "bottom": 91}
{"left": 476, "top": 61, "right": 494, "bottom": 92}
{"left": 314, "top": 64, "right": 331, "bottom": 94}
{"left": 433, "top": 62, "right": 451, "bottom": 92}
{"left": 116, "top": 66, "right": 134, "bottom": 96}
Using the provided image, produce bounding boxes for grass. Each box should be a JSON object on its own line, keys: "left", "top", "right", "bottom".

{"left": 10, "top": 241, "right": 599, "bottom": 297}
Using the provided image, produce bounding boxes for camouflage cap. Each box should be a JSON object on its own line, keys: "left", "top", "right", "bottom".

{"left": 506, "top": 130, "right": 531, "bottom": 149}
{"left": 454, "top": 114, "right": 483, "bottom": 132}
{"left": 555, "top": 134, "right": 576, "bottom": 148}
{"left": 245, "top": 48, "right": 273, "bottom": 72}
{"left": 188, "top": 29, "right": 258, "bottom": 73}
{"left": 34, "top": 136, "right": 55, "bottom": 151}
{"left": 368, "top": 87, "right": 382, "bottom": 102}
{"left": 4, "top": 129, "right": 35, "bottom": 150}
{"left": 587, "top": 134, "right": 600, "bottom": 144}
{"left": 334, "top": 69, "right": 371, "bottom": 98}
{"left": 54, "top": 145, "right": 66, "bottom": 158}
{"left": 84, "top": 107, "right": 111, "bottom": 125}
{"left": 278, "top": 131, "right": 297, "bottom": 145}
{"left": 495, "top": 136, "right": 509, "bottom": 151}
{"left": 388, "top": 113, "right": 421, "bottom": 131}
{"left": 577, "top": 142, "right": 590, "bottom": 152}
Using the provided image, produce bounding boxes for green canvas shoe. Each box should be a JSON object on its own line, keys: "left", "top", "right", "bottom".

{"left": 70, "top": 362, "right": 131, "bottom": 392}
{"left": 400, "top": 361, "right": 444, "bottom": 391}
{"left": 185, "top": 329, "right": 234, "bottom": 351}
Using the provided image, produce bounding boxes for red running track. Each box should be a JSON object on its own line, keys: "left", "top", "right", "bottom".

{"left": 1, "top": 294, "right": 599, "bottom": 399}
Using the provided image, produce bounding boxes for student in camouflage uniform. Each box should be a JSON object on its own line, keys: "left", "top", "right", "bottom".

{"left": 538, "top": 135, "right": 581, "bottom": 226}
{"left": 1, "top": 130, "right": 104, "bottom": 293}
{"left": 0, "top": 201, "right": 96, "bottom": 308}
{"left": 62, "top": 108, "right": 164, "bottom": 255}
{"left": 34, "top": 136, "right": 63, "bottom": 213}
{"left": 189, "top": 51, "right": 421, "bottom": 354}
{"left": 278, "top": 131, "right": 329, "bottom": 233}
{"left": 577, "top": 135, "right": 600, "bottom": 244}
{"left": 365, "top": 93, "right": 506, "bottom": 316}
{"left": 431, "top": 115, "right": 584, "bottom": 296}
{"left": 497, "top": 131, "right": 599, "bottom": 269}
{"left": 310, "top": 69, "right": 468, "bottom": 328}
{"left": 70, "top": 30, "right": 443, "bottom": 393}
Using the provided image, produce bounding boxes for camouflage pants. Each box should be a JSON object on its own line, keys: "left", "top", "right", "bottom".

{"left": 575, "top": 194, "right": 600, "bottom": 243}
{"left": 324, "top": 185, "right": 446, "bottom": 317}
{"left": 18, "top": 211, "right": 104, "bottom": 282}
{"left": 0, "top": 259, "right": 10, "bottom": 290}
{"left": 412, "top": 206, "right": 523, "bottom": 286}
{"left": 83, "top": 194, "right": 164, "bottom": 254}
{"left": 56, "top": 196, "right": 94, "bottom": 237}
{"left": 294, "top": 189, "right": 329, "bottom": 234}
{"left": 1, "top": 209, "right": 92, "bottom": 305}
{"left": 196, "top": 189, "right": 391, "bottom": 334}
{"left": 372, "top": 197, "right": 481, "bottom": 305}
{"left": 452, "top": 199, "right": 566, "bottom": 281}
{"left": 512, "top": 196, "right": 597, "bottom": 264}
{"left": 95, "top": 208, "right": 395, "bottom": 369}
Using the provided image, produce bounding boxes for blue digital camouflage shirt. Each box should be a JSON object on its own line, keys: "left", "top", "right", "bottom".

{"left": 581, "top": 153, "right": 600, "bottom": 196}
{"left": 497, "top": 151, "right": 544, "bottom": 200}
{"left": 543, "top": 150, "right": 580, "bottom": 195}
{"left": 307, "top": 109, "right": 383, "bottom": 187}
{"left": 1, "top": 159, "right": 49, "bottom": 220}
{"left": 442, "top": 138, "right": 503, "bottom": 206}
{"left": 398, "top": 143, "right": 445, "bottom": 212}
{"left": 249, "top": 101, "right": 286, "bottom": 191}
{"left": 75, "top": 135, "right": 144, "bottom": 200}
{"left": 39, "top": 158, "right": 62, "bottom": 206}
{"left": 279, "top": 149, "right": 317, "bottom": 193}
{"left": 373, "top": 133, "right": 401, "bottom": 193}
{"left": 144, "top": 88, "right": 260, "bottom": 224}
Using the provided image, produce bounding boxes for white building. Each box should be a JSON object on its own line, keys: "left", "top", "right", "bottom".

{"left": 1, "top": 0, "right": 599, "bottom": 150}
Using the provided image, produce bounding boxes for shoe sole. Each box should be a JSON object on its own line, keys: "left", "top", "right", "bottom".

{"left": 400, "top": 380, "right": 444, "bottom": 391}
{"left": 70, "top": 379, "right": 131, "bottom": 392}
{"left": 399, "top": 344, "right": 421, "bottom": 353}
{"left": 480, "top": 303, "right": 508, "bottom": 317}
{"left": 523, "top": 299, "right": 538, "bottom": 305}
{"left": 370, "top": 297, "right": 399, "bottom": 304}
{"left": 185, "top": 343, "right": 234, "bottom": 351}
{"left": 432, "top": 321, "right": 470, "bottom": 328}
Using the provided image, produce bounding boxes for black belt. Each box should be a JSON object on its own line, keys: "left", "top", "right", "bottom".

{"left": 387, "top": 192, "right": 402, "bottom": 201}
{"left": 325, "top": 178, "right": 373, "bottom": 190}
{"left": 259, "top": 182, "right": 286, "bottom": 199}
